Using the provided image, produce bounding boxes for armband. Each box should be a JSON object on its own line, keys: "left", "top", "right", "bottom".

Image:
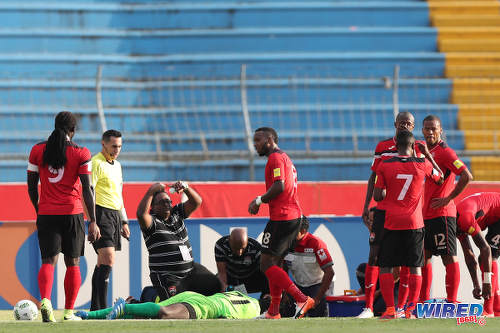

{"left": 255, "top": 196, "right": 262, "bottom": 206}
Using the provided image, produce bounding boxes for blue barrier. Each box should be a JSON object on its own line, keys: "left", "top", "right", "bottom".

{"left": 0, "top": 27, "right": 438, "bottom": 54}
{"left": 0, "top": 52, "right": 445, "bottom": 79}
{"left": 0, "top": 78, "right": 453, "bottom": 106}
{"left": 0, "top": 103, "right": 459, "bottom": 133}
{"left": 0, "top": 2, "right": 430, "bottom": 29}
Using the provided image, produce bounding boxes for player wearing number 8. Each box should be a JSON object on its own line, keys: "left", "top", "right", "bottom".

{"left": 248, "top": 127, "right": 314, "bottom": 319}
{"left": 373, "top": 130, "right": 443, "bottom": 319}
{"left": 420, "top": 115, "right": 473, "bottom": 304}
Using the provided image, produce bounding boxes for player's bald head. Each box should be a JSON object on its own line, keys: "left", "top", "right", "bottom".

{"left": 229, "top": 228, "right": 248, "bottom": 257}
{"left": 395, "top": 111, "right": 415, "bottom": 134}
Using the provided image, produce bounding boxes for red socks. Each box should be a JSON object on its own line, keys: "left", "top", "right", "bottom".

{"left": 445, "top": 262, "right": 460, "bottom": 303}
{"left": 64, "top": 266, "right": 81, "bottom": 310}
{"left": 408, "top": 274, "right": 422, "bottom": 306}
{"left": 398, "top": 266, "right": 410, "bottom": 308}
{"left": 379, "top": 272, "right": 395, "bottom": 308}
{"left": 419, "top": 262, "right": 432, "bottom": 302}
{"left": 265, "top": 265, "right": 307, "bottom": 305}
{"left": 267, "top": 282, "right": 282, "bottom": 316}
{"left": 38, "top": 263, "right": 54, "bottom": 300}
{"left": 364, "top": 265, "right": 379, "bottom": 310}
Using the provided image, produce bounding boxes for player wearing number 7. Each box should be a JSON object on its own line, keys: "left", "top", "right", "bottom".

{"left": 373, "top": 130, "right": 443, "bottom": 319}
{"left": 248, "top": 127, "right": 315, "bottom": 319}
{"left": 420, "top": 115, "right": 473, "bottom": 304}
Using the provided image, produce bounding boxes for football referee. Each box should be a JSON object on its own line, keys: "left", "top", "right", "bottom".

{"left": 90, "top": 129, "right": 130, "bottom": 310}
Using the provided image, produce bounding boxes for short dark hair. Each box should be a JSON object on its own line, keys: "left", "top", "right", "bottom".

{"left": 396, "top": 130, "right": 414, "bottom": 150}
{"left": 300, "top": 216, "right": 310, "bottom": 232}
{"left": 255, "top": 127, "right": 278, "bottom": 144}
{"left": 102, "top": 129, "right": 122, "bottom": 142}
{"left": 423, "top": 114, "right": 441, "bottom": 126}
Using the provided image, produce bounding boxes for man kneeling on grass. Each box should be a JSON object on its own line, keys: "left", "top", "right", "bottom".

{"left": 75, "top": 291, "right": 260, "bottom": 320}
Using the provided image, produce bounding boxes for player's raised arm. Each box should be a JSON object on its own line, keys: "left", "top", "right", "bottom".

{"left": 170, "top": 181, "right": 202, "bottom": 218}
{"left": 136, "top": 183, "right": 165, "bottom": 230}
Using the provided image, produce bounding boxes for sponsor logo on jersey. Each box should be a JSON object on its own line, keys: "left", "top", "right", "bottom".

{"left": 468, "top": 226, "right": 476, "bottom": 235}
{"left": 304, "top": 248, "right": 314, "bottom": 253}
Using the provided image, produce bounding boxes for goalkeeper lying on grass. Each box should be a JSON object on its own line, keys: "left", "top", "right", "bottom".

{"left": 76, "top": 291, "right": 260, "bottom": 320}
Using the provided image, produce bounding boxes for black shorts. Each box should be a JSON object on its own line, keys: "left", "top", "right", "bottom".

{"left": 261, "top": 217, "right": 302, "bottom": 257}
{"left": 485, "top": 221, "right": 500, "bottom": 259}
{"left": 92, "top": 205, "right": 122, "bottom": 252}
{"left": 370, "top": 209, "right": 386, "bottom": 246}
{"left": 36, "top": 214, "right": 85, "bottom": 259}
{"left": 150, "top": 262, "right": 222, "bottom": 301}
{"left": 227, "top": 269, "right": 270, "bottom": 294}
{"left": 424, "top": 217, "right": 457, "bottom": 256}
{"left": 378, "top": 228, "right": 425, "bottom": 268}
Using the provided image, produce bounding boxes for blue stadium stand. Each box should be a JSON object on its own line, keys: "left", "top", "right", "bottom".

{"left": 0, "top": 0, "right": 464, "bottom": 182}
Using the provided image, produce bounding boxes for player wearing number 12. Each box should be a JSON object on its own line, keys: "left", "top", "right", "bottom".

{"left": 248, "top": 127, "right": 314, "bottom": 319}
{"left": 420, "top": 115, "right": 473, "bottom": 304}
{"left": 374, "top": 130, "right": 443, "bottom": 319}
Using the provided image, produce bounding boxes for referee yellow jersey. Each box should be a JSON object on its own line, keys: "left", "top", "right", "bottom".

{"left": 92, "top": 152, "right": 124, "bottom": 210}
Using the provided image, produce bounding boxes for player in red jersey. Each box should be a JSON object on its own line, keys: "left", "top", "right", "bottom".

{"left": 374, "top": 130, "right": 443, "bottom": 319}
{"left": 456, "top": 192, "right": 499, "bottom": 316}
{"left": 27, "top": 111, "right": 98, "bottom": 322}
{"left": 359, "top": 112, "right": 441, "bottom": 318}
{"left": 285, "top": 217, "right": 334, "bottom": 317}
{"left": 419, "top": 115, "right": 473, "bottom": 304}
{"left": 248, "top": 127, "right": 314, "bottom": 319}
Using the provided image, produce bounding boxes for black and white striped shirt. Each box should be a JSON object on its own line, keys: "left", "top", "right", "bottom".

{"left": 142, "top": 204, "right": 193, "bottom": 281}
{"left": 214, "top": 236, "right": 261, "bottom": 280}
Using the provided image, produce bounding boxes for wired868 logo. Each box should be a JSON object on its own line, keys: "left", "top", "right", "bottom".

{"left": 416, "top": 302, "right": 486, "bottom": 326}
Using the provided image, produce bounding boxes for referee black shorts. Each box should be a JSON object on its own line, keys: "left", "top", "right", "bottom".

{"left": 378, "top": 228, "right": 425, "bottom": 268}
{"left": 92, "top": 205, "right": 122, "bottom": 252}
{"left": 424, "top": 216, "right": 457, "bottom": 256}
{"left": 261, "top": 217, "right": 302, "bottom": 258}
{"left": 36, "top": 214, "right": 85, "bottom": 259}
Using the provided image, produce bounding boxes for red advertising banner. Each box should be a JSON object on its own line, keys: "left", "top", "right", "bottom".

{"left": 2, "top": 181, "right": 500, "bottom": 221}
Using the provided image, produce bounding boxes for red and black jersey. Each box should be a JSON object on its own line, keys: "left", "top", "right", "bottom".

{"left": 28, "top": 141, "right": 92, "bottom": 215}
{"left": 371, "top": 137, "right": 425, "bottom": 210}
{"left": 371, "top": 137, "right": 426, "bottom": 172}
{"left": 265, "top": 149, "right": 302, "bottom": 221}
{"left": 456, "top": 192, "right": 500, "bottom": 238}
{"left": 423, "top": 140, "right": 468, "bottom": 220}
{"left": 375, "top": 156, "right": 440, "bottom": 230}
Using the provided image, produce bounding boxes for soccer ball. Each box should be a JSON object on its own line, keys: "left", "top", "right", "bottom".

{"left": 13, "top": 300, "right": 38, "bottom": 321}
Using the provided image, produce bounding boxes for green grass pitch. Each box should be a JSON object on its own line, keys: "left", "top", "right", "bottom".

{"left": 0, "top": 310, "right": 499, "bottom": 333}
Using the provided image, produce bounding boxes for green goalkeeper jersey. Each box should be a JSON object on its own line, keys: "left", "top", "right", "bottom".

{"left": 159, "top": 291, "right": 260, "bottom": 319}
